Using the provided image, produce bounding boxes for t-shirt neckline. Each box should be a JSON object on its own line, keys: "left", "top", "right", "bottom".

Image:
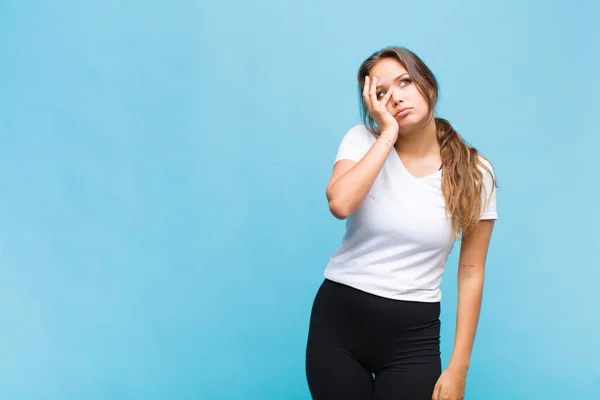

{"left": 392, "top": 149, "right": 443, "bottom": 181}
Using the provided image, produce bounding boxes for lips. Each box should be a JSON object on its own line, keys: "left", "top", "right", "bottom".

{"left": 396, "top": 107, "right": 413, "bottom": 117}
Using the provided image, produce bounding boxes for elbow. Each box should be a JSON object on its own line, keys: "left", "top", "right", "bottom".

{"left": 328, "top": 198, "right": 352, "bottom": 220}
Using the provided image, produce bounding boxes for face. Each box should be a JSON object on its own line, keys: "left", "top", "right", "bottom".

{"left": 368, "top": 58, "right": 430, "bottom": 129}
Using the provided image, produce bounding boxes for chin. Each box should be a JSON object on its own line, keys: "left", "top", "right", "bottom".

{"left": 397, "top": 119, "right": 427, "bottom": 135}
{"left": 397, "top": 116, "right": 419, "bottom": 127}
{"left": 398, "top": 113, "right": 427, "bottom": 126}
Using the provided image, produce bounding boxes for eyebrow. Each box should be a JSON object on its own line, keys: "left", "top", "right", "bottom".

{"left": 376, "top": 73, "right": 409, "bottom": 90}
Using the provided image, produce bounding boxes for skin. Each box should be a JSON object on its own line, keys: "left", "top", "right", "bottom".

{"left": 326, "top": 58, "right": 495, "bottom": 400}
{"left": 431, "top": 218, "right": 494, "bottom": 400}
{"left": 369, "top": 58, "right": 442, "bottom": 178}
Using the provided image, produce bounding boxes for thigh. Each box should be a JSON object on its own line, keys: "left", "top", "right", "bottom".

{"left": 372, "top": 355, "right": 441, "bottom": 400}
{"left": 371, "top": 301, "right": 442, "bottom": 400}
{"left": 305, "top": 280, "right": 373, "bottom": 400}
{"left": 306, "top": 339, "right": 373, "bottom": 400}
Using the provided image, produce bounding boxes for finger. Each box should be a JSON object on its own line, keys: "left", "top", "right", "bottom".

{"left": 379, "top": 87, "right": 394, "bottom": 109}
{"left": 362, "top": 76, "right": 371, "bottom": 109}
{"left": 431, "top": 383, "right": 441, "bottom": 400}
{"left": 369, "top": 76, "right": 378, "bottom": 106}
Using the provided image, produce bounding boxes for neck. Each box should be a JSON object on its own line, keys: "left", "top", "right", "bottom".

{"left": 395, "top": 116, "right": 439, "bottom": 156}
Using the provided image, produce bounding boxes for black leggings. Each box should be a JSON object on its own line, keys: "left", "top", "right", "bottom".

{"left": 305, "top": 279, "right": 441, "bottom": 400}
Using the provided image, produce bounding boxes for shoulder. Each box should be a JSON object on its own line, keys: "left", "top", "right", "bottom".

{"left": 345, "top": 123, "right": 373, "bottom": 136}
{"left": 334, "top": 124, "right": 377, "bottom": 163}
{"left": 341, "top": 124, "right": 376, "bottom": 143}
{"left": 476, "top": 155, "right": 497, "bottom": 190}
{"left": 477, "top": 155, "right": 495, "bottom": 176}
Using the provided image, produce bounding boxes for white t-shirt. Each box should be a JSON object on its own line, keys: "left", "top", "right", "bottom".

{"left": 323, "top": 124, "right": 498, "bottom": 302}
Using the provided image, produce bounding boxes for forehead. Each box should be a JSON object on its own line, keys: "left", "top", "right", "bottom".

{"left": 369, "top": 58, "right": 407, "bottom": 81}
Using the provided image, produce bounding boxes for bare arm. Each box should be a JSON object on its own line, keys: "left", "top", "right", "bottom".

{"left": 326, "top": 75, "right": 400, "bottom": 220}
{"left": 326, "top": 129, "right": 397, "bottom": 219}
{"left": 448, "top": 219, "right": 495, "bottom": 374}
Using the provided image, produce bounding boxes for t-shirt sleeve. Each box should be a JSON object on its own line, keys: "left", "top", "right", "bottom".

{"left": 334, "top": 125, "right": 371, "bottom": 163}
{"left": 479, "top": 158, "right": 498, "bottom": 220}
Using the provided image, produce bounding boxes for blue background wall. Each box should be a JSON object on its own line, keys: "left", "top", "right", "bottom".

{"left": 1, "top": 0, "right": 599, "bottom": 398}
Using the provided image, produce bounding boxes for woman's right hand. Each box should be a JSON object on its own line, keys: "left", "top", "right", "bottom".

{"left": 362, "top": 76, "right": 399, "bottom": 136}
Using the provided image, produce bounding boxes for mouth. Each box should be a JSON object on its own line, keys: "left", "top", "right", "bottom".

{"left": 396, "top": 107, "right": 413, "bottom": 117}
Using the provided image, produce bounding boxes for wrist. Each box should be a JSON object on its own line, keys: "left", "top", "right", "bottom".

{"left": 379, "top": 129, "right": 398, "bottom": 147}
{"left": 380, "top": 128, "right": 398, "bottom": 137}
{"left": 447, "top": 361, "right": 470, "bottom": 376}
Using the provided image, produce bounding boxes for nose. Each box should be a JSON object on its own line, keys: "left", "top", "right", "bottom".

{"left": 391, "top": 89, "right": 403, "bottom": 104}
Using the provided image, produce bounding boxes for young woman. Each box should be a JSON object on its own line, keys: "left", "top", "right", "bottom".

{"left": 305, "top": 46, "right": 497, "bottom": 400}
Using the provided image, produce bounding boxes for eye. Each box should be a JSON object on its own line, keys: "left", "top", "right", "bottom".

{"left": 377, "top": 90, "right": 387, "bottom": 99}
{"left": 400, "top": 78, "right": 412, "bottom": 86}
